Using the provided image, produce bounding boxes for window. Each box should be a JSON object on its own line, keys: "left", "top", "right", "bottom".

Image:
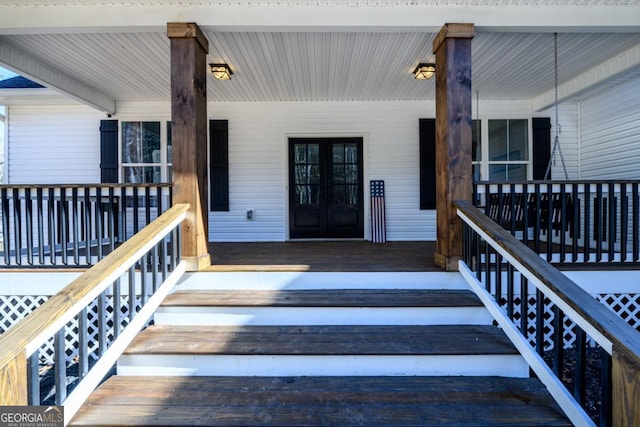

{"left": 487, "top": 119, "right": 528, "bottom": 180}
{"left": 121, "top": 121, "right": 172, "bottom": 183}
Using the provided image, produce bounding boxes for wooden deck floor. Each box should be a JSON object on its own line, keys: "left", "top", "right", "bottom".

{"left": 207, "top": 241, "right": 439, "bottom": 272}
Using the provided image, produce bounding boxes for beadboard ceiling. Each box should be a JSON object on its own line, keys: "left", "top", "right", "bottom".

{"left": 0, "top": 2, "right": 639, "bottom": 110}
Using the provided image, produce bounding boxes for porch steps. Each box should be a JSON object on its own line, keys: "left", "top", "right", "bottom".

{"left": 69, "top": 271, "right": 571, "bottom": 426}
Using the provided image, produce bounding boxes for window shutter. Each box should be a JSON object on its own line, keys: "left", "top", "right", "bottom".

{"left": 532, "top": 117, "right": 551, "bottom": 180}
{"left": 100, "top": 120, "right": 118, "bottom": 183}
{"left": 210, "top": 120, "right": 229, "bottom": 211}
{"left": 419, "top": 118, "right": 436, "bottom": 210}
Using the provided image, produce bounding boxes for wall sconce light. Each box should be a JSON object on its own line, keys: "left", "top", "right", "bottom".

{"left": 413, "top": 63, "right": 436, "bottom": 80}
{"left": 210, "top": 63, "right": 233, "bottom": 80}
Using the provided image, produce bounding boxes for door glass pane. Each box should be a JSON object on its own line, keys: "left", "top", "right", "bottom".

{"left": 347, "top": 185, "right": 358, "bottom": 205}
{"left": 333, "top": 144, "right": 344, "bottom": 163}
{"left": 333, "top": 165, "right": 345, "bottom": 183}
{"left": 346, "top": 165, "right": 358, "bottom": 184}
{"left": 308, "top": 144, "right": 319, "bottom": 164}
{"left": 345, "top": 144, "right": 358, "bottom": 163}
{"left": 294, "top": 144, "right": 321, "bottom": 205}
{"left": 295, "top": 145, "right": 307, "bottom": 163}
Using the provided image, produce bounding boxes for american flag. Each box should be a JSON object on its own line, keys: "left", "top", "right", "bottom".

{"left": 370, "top": 180, "right": 386, "bottom": 243}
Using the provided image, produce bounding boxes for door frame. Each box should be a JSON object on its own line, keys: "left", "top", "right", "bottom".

{"left": 285, "top": 133, "right": 368, "bottom": 241}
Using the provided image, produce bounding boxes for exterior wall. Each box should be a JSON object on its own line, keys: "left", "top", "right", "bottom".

{"left": 7, "top": 105, "right": 103, "bottom": 184}
{"left": 6, "top": 100, "right": 539, "bottom": 242}
{"left": 539, "top": 102, "right": 580, "bottom": 180}
{"left": 580, "top": 76, "right": 640, "bottom": 179}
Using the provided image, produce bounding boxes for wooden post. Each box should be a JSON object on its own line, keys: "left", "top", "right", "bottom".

{"left": 0, "top": 352, "right": 28, "bottom": 405}
{"left": 612, "top": 348, "right": 640, "bottom": 426}
{"left": 432, "top": 23, "right": 474, "bottom": 271}
{"left": 167, "top": 23, "right": 211, "bottom": 271}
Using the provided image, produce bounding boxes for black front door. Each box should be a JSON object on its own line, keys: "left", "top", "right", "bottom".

{"left": 289, "top": 138, "right": 364, "bottom": 239}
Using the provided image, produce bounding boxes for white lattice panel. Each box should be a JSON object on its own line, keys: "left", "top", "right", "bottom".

{"left": 1, "top": 295, "right": 142, "bottom": 364}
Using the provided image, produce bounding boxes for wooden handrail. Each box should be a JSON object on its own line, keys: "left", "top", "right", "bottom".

{"left": 0, "top": 203, "right": 189, "bottom": 405}
{"left": 456, "top": 200, "right": 640, "bottom": 363}
{"left": 456, "top": 199, "right": 640, "bottom": 426}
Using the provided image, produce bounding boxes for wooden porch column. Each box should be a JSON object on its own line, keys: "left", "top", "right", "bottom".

{"left": 432, "top": 23, "right": 474, "bottom": 271}
{"left": 167, "top": 23, "right": 211, "bottom": 271}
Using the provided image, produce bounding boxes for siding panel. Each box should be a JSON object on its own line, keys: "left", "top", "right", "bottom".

{"left": 8, "top": 105, "right": 103, "bottom": 184}
{"left": 581, "top": 76, "right": 640, "bottom": 179}
{"left": 7, "top": 100, "right": 539, "bottom": 242}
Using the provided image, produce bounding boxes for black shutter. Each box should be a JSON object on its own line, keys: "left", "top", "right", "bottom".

{"left": 210, "top": 120, "right": 229, "bottom": 211}
{"left": 532, "top": 117, "right": 551, "bottom": 180}
{"left": 100, "top": 120, "right": 118, "bottom": 183}
{"left": 419, "top": 118, "right": 436, "bottom": 210}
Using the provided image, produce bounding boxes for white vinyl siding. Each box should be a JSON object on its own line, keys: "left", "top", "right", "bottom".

{"left": 6, "top": 100, "right": 539, "bottom": 242}
{"left": 580, "top": 76, "right": 640, "bottom": 179}
{"left": 538, "top": 102, "right": 580, "bottom": 180}
{"left": 7, "top": 105, "right": 103, "bottom": 184}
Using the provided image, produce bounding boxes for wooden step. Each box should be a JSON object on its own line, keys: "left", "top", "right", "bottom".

{"left": 161, "top": 289, "right": 483, "bottom": 307}
{"left": 155, "top": 289, "right": 493, "bottom": 326}
{"left": 69, "top": 376, "right": 572, "bottom": 426}
{"left": 117, "top": 325, "right": 529, "bottom": 377}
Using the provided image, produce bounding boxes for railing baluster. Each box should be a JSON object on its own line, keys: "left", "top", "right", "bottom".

{"left": 108, "top": 186, "right": 116, "bottom": 253}
{"left": 95, "top": 187, "right": 103, "bottom": 261}
{"left": 60, "top": 188, "right": 68, "bottom": 265}
{"left": 560, "top": 184, "right": 567, "bottom": 263}
{"left": 608, "top": 183, "right": 616, "bottom": 262}
{"left": 145, "top": 186, "right": 152, "bottom": 226}
{"left": 54, "top": 327, "right": 67, "bottom": 405}
{"left": 1, "top": 188, "right": 9, "bottom": 265}
{"left": 98, "top": 290, "right": 107, "bottom": 356}
{"left": 584, "top": 184, "right": 591, "bottom": 264}
{"left": 128, "top": 265, "right": 136, "bottom": 322}
{"left": 520, "top": 275, "right": 529, "bottom": 339}
{"left": 507, "top": 263, "right": 514, "bottom": 320}
{"left": 112, "top": 279, "right": 122, "bottom": 339}
{"left": 78, "top": 307, "right": 89, "bottom": 379}
{"left": 141, "top": 251, "right": 149, "bottom": 305}
{"left": 27, "top": 351, "right": 40, "bottom": 405}
{"left": 48, "top": 188, "right": 56, "bottom": 266}
{"left": 552, "top": 305, "right": 564, "bottom": 377}
{"left": 620, "top": 183, "right": 628, "bottom": 263}
{"left": 572, "top": 183, "right": 579, "bottom": 263}
{"left": 12, "top": 188, "right": 22, "bottom": 266}
{"left": 536, "top": 288, "right": 545, "bottom": 356}
{"left": 596, "top": 184, "right": 604, "bottom": 262}
{"left": 152, "top": 244, "right": 159, "bottom": 293}
{"left": 495, "top": 252, "right": 502, "bottom": 307}
{"left": 484, "top": 238, "right": 491, "bottom": 293}
{"left": 634, "top": 182, "right": 639, "bottom": 262}
{"left": 522, "top": 183, "right": 529, "bottom": 247}
{"left": 84, "top": 187, "right": 92, "bottom": 265}
{"left": 600, "top": 347, "right": 612, "bottom": 427}
{"left": 120, "top": 186, "right": 127, "bottom": 242}
{"left": 25, "top": 188, "right": 33, "bottom": 266}
{"left": 133, "top": 186, "right": 140, "bottom": 234}
{"left": 574, "top": 328, "right": 586, "bottom": 405}
{"left": 37, "top": 188, "right": 44, "bottom": 265}
{"left": 72, "top": 188, "right": 80, "bottom": 266}
{"left": 546, "top": 184, "right": 553, "bottom": 261}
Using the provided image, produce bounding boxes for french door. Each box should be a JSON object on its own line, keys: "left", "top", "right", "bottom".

{"left": 289, "top": 138, "right": 364, "bottom": 239}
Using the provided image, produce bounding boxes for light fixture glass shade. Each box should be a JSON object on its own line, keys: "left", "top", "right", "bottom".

{"left": 210, "top": 63, "right": 233, "bottom": 80}
{"left": 413, "top": 63, "right": 436, "bottom": 80}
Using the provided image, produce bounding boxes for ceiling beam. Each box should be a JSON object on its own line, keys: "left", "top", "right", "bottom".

{"left": 0, "top": 41, "right": 116, "bottom": 114}
{"left": 533, "top": 43, "right": 640, "bottom": 111}
{"left": 0, "top": 5, "right": 639, "bottom": 34}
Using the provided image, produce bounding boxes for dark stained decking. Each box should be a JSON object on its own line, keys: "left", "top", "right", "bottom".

{"left": 207, "top": 241, "right": 439, "bottom": 272}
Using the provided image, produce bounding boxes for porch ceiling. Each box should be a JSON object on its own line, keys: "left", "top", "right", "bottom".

{"left": 0, "top": 1, "right": 639, "bottom": 112}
